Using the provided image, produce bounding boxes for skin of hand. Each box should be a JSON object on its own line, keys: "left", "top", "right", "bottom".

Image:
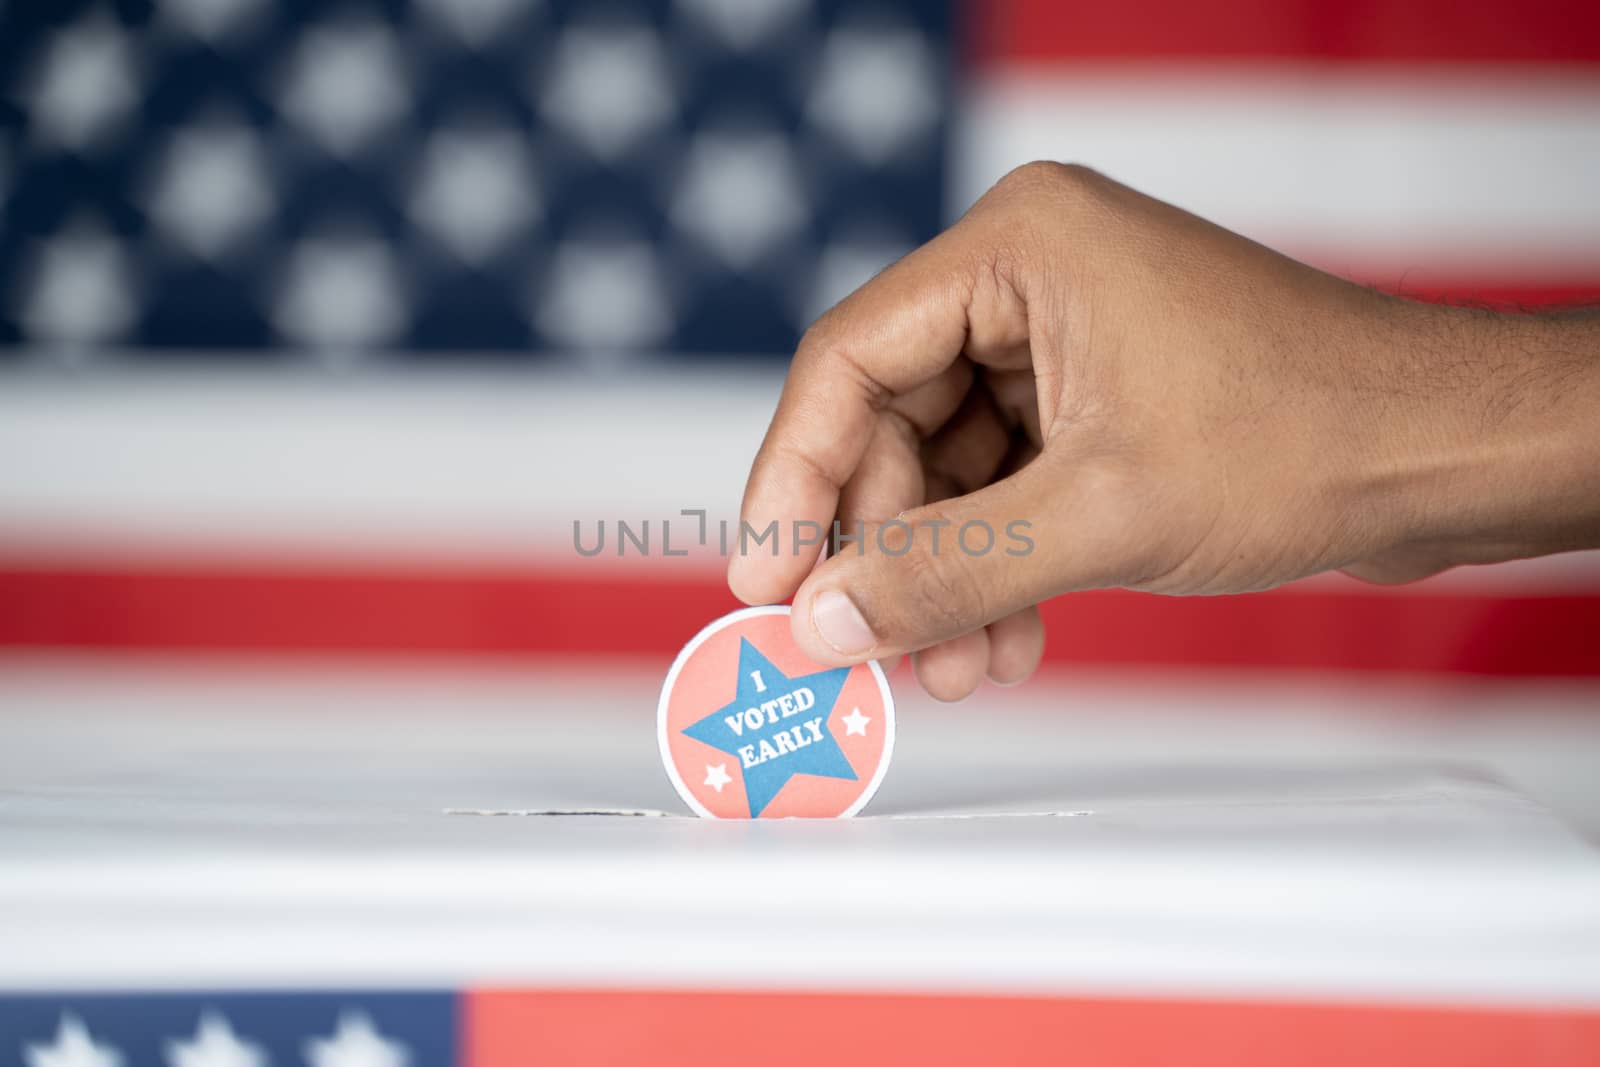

{"left": 727, "top": 162, "right": 1600, "bottom": 701}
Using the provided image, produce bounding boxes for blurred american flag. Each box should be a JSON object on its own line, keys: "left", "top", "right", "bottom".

{"left": 4, "top": 5, "right": 1600, "bottom": 1054}
{"left": 1, "top": 0, "right": 952, "bottom": 357}
{"left": 3, "top": 0, "right": 1599, "bottom": 363}
{"left": 0, "top": 0, "right": 1597, "bottom": 678}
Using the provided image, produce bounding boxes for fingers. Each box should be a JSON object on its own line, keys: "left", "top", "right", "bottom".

{"left": 912, "top": 630, "right": 990, "bottom": 702}
{"left": 790, "top": 449, "right": 1141, "bottom": 664}
{"left": 986, "top": 368, "right": 1044, "bottom": 450}
{"left": 838, "top": 375, "right": 1042, "bottom": 699}
{"left": 889, "top": 359, "right": 977, "bottom": 438}
{"left": 920, "top": 385, "right": 1012, "bottom": 502}
{"left": 911, "top": 605, "right": 1045, "bottom": 701}
{"left": 728, "top": 224, "right": 997, "bottom": 606}
{"left": 835, "top": 417, "right": 923, "bottom": 548}
{"left": 1341, "top": 551, "right": 1454, "bottom": 585}
{"left": 984, "top": 605, "right": 1045, "bottom": 685}
{"left": 835, "top": 361, "right": 976, "bottom": 541}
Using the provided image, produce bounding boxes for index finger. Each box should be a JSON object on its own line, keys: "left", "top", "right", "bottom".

{"left": 727, "top": 227, "right": 981, "bottom": 606}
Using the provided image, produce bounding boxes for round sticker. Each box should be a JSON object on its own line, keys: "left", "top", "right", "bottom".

{"left": 658, "top": 605, "right": 895, "bottom": 819}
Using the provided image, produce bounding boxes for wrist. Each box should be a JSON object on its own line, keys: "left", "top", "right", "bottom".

{"left": 1374, "top": 304, "right": 1600, "bottom": 570}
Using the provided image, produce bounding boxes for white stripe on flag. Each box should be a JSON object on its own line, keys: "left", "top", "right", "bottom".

{"left": 955, "top": 68, "right": 1600, "bottom": 283}
{"left": 1, "top": 367, "right": 1598, "bottom": 590}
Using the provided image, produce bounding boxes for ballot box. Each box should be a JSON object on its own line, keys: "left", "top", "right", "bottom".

{"left": 3, "top": 661, "right": 1599, "bottom": 1067}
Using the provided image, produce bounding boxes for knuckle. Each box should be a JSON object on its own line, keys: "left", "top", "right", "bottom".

{"left": 796, "top": 318, "right": 893, "bottom": 409}
{"left": 978, "top": 162, "right": 1116, "bottom": 265}
{"left": 994, "top": 159, "right": 1062, "bottom": 194}
{"left": 1073, "top": 455, "right": 1147, "bottom": 536}
{"left": 1051, "top": 161, "right": 1109, "bottom": 190}
{"left": 993, "top": 160, "right": 1106, "bottom": 203}
{"left": 1068, "top": 454, "right": 1176, "bottom": 584}
{"left": 795, "top": 314, "right": 842, "bottom": 364}
{"left": 891, "top": 519, "right": 989, "bottom": 639}
{"left": 1074, "top": 453, "right": 1140, "bottom": 506}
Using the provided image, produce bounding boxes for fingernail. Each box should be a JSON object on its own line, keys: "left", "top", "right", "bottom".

{"left": 810, "top": 590, "right": 877, "bottom": 657}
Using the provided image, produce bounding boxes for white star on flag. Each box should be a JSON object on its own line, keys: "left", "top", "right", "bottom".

{"left": 166, "top": 1012, "right": 266, "bottom": 1067}
{"left": 703, "top": 763, "right": 732, "bottom": 792}
{"left": 278, "top": 20, "right": 408, "bottom": 156}
{"left": 675, "top": 0, "right": 810, "bottom": 50}
{"left": 409, "top": 124, "right": 540, "bottom": 264}
{"left": 669, "top": 129, "right": 809, "bottom": 269}
{"left": 20, "top": 219, "right": 137, "bottom": 345}
{"left": 272, "top": 233, "right": 407, "bottom": 350}
{"left": 539, "top": 24, "right": 675, "bottom": 160}
{"left": 24, "top": 1015, "right": 123, "bottom": 1067}
{"left": 159, "top": 0, "right": 269, "bottom": 43}
{"left": 841, "top": 706, "right": 871, "bottom": 736}
{"left": 414, "top": 0, "right": 537, "bottom": 48}
{"left": 26, "top": 15, "right": 139, "bottom": 152}
{"left": 304, "top": 1012, "right": 409, "bottom": 1067}
{"left": 147, "top": 119, "right": 274, "bottom": 259}
{"left": 807, "top": 22, "right": 938, "bottom": 165}
{"left": 535, "top": 239, "right": 674, "bottom": 351}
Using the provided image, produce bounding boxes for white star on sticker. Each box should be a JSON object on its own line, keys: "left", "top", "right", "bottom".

{"left": 703, "top": 763, "right": 732, "bottom": 792}
{"left": 24, "top": 1014, "right": 123, "bottom": 1067}
{"left": 304, "top": 1012, "right": 409, "bottom": 1067}
{"left": 841, "top": 707, "right": 871, "bottom": 736}
{"left": 165, "top": 1012, "right": 265, "bottom": 1067}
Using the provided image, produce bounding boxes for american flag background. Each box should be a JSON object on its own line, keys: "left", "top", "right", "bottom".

{"left": 1, "top": 0, "right": 950, "bottom": 356}
{"left": 3, "top": 1, "right": 1600, "bottom": 1064}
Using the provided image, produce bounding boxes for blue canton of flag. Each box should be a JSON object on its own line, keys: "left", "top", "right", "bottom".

{"left": 0, "top": 992, "right": 455, "bottom": 1067}
{"left": 682, "top": 637, "right": 856, "bottom": 817}
{"left": 0, "top": 0, "right": 952, "bottom": 360}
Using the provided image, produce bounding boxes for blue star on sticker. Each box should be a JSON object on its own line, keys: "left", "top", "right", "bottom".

{"left": 682, "top": 638, "right": 857, "bottom": 817}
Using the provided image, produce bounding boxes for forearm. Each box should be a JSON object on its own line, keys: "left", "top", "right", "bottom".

{"left": 1387, "top": 305, "right": 1600, "bottom": 570}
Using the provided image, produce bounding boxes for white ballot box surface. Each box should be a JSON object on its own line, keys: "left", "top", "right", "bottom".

{"left": 2, "top": 660, "right": 1599, "bottom": 1067}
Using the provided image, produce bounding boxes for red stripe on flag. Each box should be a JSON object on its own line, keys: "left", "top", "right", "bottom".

{"left": 1377, "top": 281, "right": 1600, "bottom": 310}
{"left": 466, "top": 989, "right": 1600, "bottom": 1067}
{"left": 2, "top": 560, "right": 1598, "bottom": 676}
{"left": 0, "top": 563, "right": 740, "bottom": 661}
{"left": 970, "top": 0, "right": 1600, "bottom": 66}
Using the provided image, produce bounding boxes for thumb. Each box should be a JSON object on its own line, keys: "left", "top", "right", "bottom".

{"left": 788, "top": 451, "right": 1139, "bottom": 664}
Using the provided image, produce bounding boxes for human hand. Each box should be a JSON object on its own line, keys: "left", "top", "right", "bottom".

{"left": 728, "top": 163, "right": 1600, "bottom": 700}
